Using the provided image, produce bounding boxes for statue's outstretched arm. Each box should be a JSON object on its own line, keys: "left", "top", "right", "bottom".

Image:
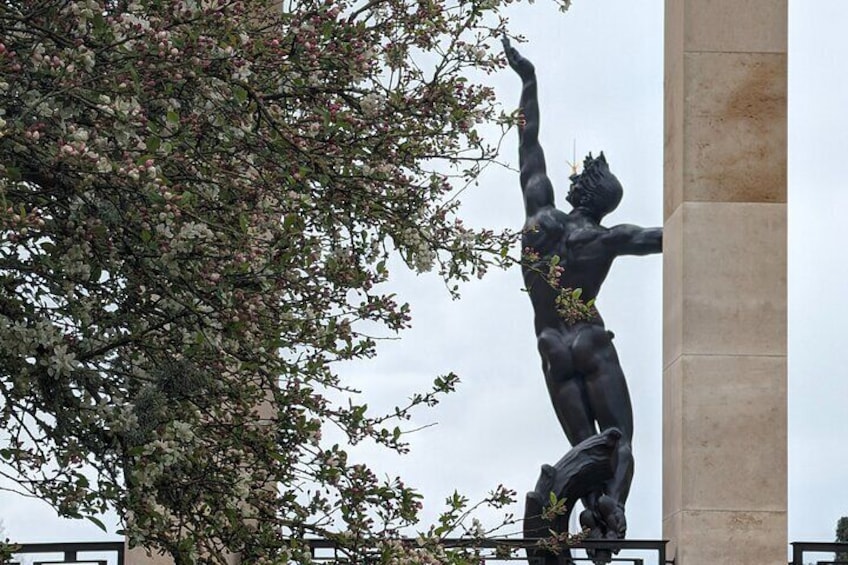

{"left": 603, "top": 224, "right": 663, "bottom": 256}
{"left": 503, "top": 38, "right": 555, "bottom": 216}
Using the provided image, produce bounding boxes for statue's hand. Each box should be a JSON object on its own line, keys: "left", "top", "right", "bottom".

{"left": 502, "top": 37, "right": 535, "bottom": 79}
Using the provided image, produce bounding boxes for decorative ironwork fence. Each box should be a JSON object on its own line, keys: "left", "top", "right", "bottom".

{"left": 8, "top": 538, "right": 848, "bottom": 564}
{"left": 4, "top": 541, "right": 124, "bottom": 565}
{"left": 790, "top": 542, "right": 848, "bottom": 565}
{"left": 3, "top": 538, "right": 671, "bottom": 565}
{"left": 306, "top": 537, "right": 670, "bottom": 565}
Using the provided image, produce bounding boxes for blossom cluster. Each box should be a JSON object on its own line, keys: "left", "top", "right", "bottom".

{"left": 520, "top": 248, "right": 597, "bottom": 325}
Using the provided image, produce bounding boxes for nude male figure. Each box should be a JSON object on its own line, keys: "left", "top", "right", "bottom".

{"left": 503, "top": 37, "right": 662, "bottom": 542}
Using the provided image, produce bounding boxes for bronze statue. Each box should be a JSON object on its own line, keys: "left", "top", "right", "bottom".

{"left": 502, "top": 37, "right": 662, "bottom": 557}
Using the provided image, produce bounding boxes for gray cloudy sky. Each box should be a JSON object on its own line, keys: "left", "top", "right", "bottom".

{"left": 3, "top": 0, "right": 848, "bottom": 558}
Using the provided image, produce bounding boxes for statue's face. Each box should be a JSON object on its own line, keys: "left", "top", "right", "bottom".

{"left": 566, "top": 175, "right": 581, "bottom": 206}
{"left": 566, "top": 172, "right": 592, "bottom": 201}
{"left": 566, "top": 176, "right": 599, "bottom": 213}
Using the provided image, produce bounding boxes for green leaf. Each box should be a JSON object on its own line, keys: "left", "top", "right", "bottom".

{"left": 124, "top": 63, "right": 140, "bottom": 87}
{"left": 146, "top": 135, "right": 161, "bottom": 152}
{"left": 166, "top": 110, "right": 179, "bottom": 124}
{"left": 92, "top": 12, "right": 106, "bottom": 34}
{"left": 571, "top": 288, "right": 582, "bottom": 299}
{"left": 548, "top": 491, "right": 557, "bottom": 506}
{"left": 233, "top": 85, "right": 248, "bottom": 104}
{"left": 549, "top": 255, "right": 560, "bottom": 266}
{"left": 86, "top": 515, "right": 107, "bottom": 532}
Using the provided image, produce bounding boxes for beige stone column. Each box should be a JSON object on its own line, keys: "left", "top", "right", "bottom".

{"left": 663, "top": 2, "right": 787, "bottom": 564}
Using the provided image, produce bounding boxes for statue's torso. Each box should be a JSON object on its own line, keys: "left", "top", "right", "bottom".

{"left": 521, "top": 206, "right": 615, "bottom": 334}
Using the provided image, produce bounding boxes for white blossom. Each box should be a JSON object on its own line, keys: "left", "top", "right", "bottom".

{"left": 48, "top": 344, "right": 77, "bottom": 376}
{"left": 360, "top": 92, "right": 384, "bottom": 117}
{"left": 470, "top": 517, "right": 486, "bottom": 537}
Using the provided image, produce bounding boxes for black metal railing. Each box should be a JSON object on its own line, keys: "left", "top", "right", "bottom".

{"left": 12, "top": 538, "right": 848, "bottom": 564}
{"left": 790, "top": 542, "right": 848, "bottom": 565}
{"left": 307, "top": 537, "right": 670, "bottom": 565}
{"left": 5, "top": 541, "right": 124, "bottom": 565}
{"left": 4, "top": 538, "right": 670, "bottom": 564}
{"left": 2, "top": 538, "right": 673, "bottom": 565}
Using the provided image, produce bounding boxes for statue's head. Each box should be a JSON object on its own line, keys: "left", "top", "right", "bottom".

{"left": 566, "top": 152, "right": 623, "bottom": 219}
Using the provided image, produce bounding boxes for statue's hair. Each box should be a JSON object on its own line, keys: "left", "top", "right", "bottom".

{"left": 566, "top": 152, "right": 623, "bottom": 217}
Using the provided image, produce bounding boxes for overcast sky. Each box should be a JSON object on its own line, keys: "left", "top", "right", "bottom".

{"left": 3, "top": 0, "right": 848, "bottom": 560}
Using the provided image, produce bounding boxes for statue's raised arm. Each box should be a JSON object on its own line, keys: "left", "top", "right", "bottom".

{"left": 502, "top": 38, "right": 555, "bottom": 217}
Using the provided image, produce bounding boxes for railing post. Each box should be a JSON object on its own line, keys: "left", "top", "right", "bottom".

{"left": 791, "top": 542, "right": 802, "bottom": 565}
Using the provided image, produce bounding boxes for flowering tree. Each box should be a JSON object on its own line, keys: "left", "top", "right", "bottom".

{"left": 0, "top": 0, "right": 580, "bottom": 561}
{"left": 836, "top": 516, "right": 848, "bottom": 564}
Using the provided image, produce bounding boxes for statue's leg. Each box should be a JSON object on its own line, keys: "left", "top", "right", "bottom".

{"left": 571, "top": 326, "right": 634, "bottom": 505}
{"left": 571, "top": 326, "right": 634, "bottom": 565}
{"left": 543, "top": 352, "right": 607, "bottom": 539}
{"left": 539, "top": 326, "right": 616, "bottom": 560}
{"left": 538, "top": 328, "right": 597, "bottom": 447}
{"left": 538, "top": 328, "right": 603, "bottom": 561}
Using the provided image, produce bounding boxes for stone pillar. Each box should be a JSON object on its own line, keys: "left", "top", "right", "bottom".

{"left": 663, "top": 2, "right": 787, "bottom": 564}
{"left": 126, "top": 547, "right": 176, "bottom": 565}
